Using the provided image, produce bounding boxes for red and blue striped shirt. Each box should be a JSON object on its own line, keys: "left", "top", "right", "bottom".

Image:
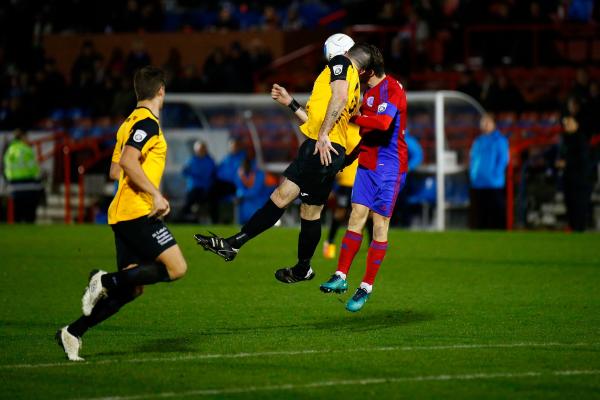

{"left": 351, "top": 75, "right": 408, "bottom": 173}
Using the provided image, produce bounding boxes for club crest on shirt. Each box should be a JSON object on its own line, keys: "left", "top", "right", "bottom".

{"left": 132, "top": 129, "right": 147, "bottom": 143}
{"left": 333, "top": 65, "right": 343, "bottom": 75}
{"left": 377, "top": 103, "right": 388, "bottom": 113}
{"left": 366, "top": 96, "right": 374, "bottom": 107}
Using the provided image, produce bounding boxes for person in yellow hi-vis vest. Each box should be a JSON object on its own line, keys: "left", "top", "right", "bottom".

{"left": 3, "top": 128, "right": 43, "bottom": 223}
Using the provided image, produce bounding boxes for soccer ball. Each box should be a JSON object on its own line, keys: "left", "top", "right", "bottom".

{"left": 323, "top": 33, "right": 355, "bottom": 61}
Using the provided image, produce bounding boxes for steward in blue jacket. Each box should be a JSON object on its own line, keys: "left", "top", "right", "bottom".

{"left": 469, "top": 114, "right": 509, "bottom": 229}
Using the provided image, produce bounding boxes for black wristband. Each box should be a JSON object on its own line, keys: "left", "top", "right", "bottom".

{"left": 288, "top": 99, "right": 300, "bottom": 112}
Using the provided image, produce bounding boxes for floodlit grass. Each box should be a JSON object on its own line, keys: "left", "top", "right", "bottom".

{"left": 1, "top": 225, "right": 599, "bottom": 399}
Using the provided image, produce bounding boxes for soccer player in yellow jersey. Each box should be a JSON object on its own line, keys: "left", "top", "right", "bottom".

{"left": 196, "top": 42, "right": 372, "bottom": 284}
{"left": 56, "top": 67, "right": 188, "bottom": 361}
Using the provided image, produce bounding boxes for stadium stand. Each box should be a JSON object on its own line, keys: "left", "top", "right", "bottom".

{"left": 1, "top": 0, "right": 599, "bottom": 229}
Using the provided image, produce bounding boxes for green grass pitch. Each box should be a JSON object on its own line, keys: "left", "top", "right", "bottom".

{"left": 1, "top": 225, "right": 599, "bottom": 399}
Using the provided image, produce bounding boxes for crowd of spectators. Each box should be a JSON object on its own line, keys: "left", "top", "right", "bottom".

{"left": 364, "top": 0, "right": 597, "bottom": 69}
{"left": 0, "top": 38, "right": 273, "bottom": 130}
{"left": 0, "top": 0, "right": 335, "bottom": 41}
{"left": 0, "top": 0, "right": 598, "bottom": 131}
{"left": 3, "top": 0, "right": 597, "bottom": 37}
{"left": 1, "top": 0, "right": 598, "bottom": 230}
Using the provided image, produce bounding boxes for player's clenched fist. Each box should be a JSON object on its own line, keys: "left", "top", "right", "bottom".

{"left": 271, "top": 84, "right": 292, "bottom": 107}
{"left": 150, "top": 193, "right": 170, "bottom": 218}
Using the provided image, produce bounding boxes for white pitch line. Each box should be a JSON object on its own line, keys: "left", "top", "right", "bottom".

{"left": 2, "top": 342, "right": 597, "bottom": 370}
{"left": 75, "top": 370, "right": 600, "bottom": 400}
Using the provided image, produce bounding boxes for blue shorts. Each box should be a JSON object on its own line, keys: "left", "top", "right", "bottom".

{"left": 352, "top": 166, "right": 407, "bottom": 217}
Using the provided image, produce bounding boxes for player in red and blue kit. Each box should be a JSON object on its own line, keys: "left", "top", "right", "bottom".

{"left": 320, "top": 45, "right": 408, "bottom": 312}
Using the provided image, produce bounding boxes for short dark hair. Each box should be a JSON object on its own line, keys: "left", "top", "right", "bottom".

{"left": 133, "top": 66, "right": 166, "bottom": 101}
{"left": 347, "top": 43, "right": 372, "bottom": 70}
{"left": 368, "top": 44, "right": 385, "bottom": 77}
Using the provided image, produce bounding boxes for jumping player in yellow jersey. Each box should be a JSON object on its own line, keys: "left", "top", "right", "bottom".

{"left": 195, "top": 41, "right": 372, "bottom": 284}
{"left": 56, "top": 67, "right": 188, "bottom": 361}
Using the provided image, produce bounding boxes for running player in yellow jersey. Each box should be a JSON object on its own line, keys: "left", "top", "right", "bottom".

{"left": 195, "top": 40, "right": 372, "bottom": 284}
{"left": 56, "top": 67, "right": 188, "bottom": 361}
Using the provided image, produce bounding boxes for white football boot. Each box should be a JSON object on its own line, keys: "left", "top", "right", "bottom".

{"left": 56, "top": 326, "right": 84, "bottom": 361}
{"left": 82, "top": 269, "right": 108, "bottom": 316}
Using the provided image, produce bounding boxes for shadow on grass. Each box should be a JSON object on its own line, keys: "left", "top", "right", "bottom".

{"left": 189, "top": 309, "right": 433, "bottom": 337}
{"left": 201, "top": 310, "right": 427, "bottom": 337}
{"left": 1, "top": 320, "right": 61, "bottom": 331}
{"left": 134, "top": 336, "right": 198, "bottom": 354}
{"left": 92, "top": 310, "right": 432, "bottom": 356}
{"left": 308, "top": 309, "right": 432, "bottom": 332}
{"left": 3, "top": 309, "right": 432, "bottom": 358}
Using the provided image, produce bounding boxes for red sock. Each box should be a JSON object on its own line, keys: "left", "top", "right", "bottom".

{"left": 362, "top": 240, "right": 388, "bottom": 285}
{"left": 336, "top": 230, "right": 363, "bottom": 275}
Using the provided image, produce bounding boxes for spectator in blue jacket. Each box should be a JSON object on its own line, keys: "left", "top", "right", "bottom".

{"left": 469, "top": 114, "right": 509, "bottom": 229}
{"left": 179, "top": 140, "right": 216, "bottom": 222}
{"left": 406, "top": 130, "right": 424, "bottom": 172}
{"left": 216, "top": 138, "right": 246, "bottom": 184}
{"left": 209, "top": 138, "right": 246, "bottom": 223}
{"left": 234, "top": 156, "right": 272, "bottom": 225}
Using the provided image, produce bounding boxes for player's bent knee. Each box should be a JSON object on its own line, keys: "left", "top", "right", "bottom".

{"left": 348, "top": 207, "right": 369, "bottom": 227}
{"left": 372, "top": 215, "right": 390, "bottom": 242}
{"left": 270, "top": 191, "right": 288, "bottom": 208}
{"left": 300, "top": 204, "right": 323, "bottom": 220}
{"left": 351, "top": 204, "right": 369, "bottom": 218}
{"left": 157, "top": 245, "right": 188, "bottom": 280}
{"left": 270, "top": 179, "right": 300, "bottom": 208}
{"left": 168, "top": 260, "right": 187, "bottom": 280}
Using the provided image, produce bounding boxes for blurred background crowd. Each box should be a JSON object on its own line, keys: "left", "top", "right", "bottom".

{"left": 1, "top": 0, "right": 599, "bottom": 130}
{"left": 1, "top": 0, "right": 599, "bottom": 231}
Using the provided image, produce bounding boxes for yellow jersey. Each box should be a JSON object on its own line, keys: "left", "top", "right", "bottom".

{"left": 300, "top": 55, "right": 361, "bottom": 150}
{"left": 108, "top": 107, "right": 167, "bottom": 224}
{"left": 336, "top": 123, "right": 360, "bottom": 187}
{"left": 111, "top": 119, "right": 129, "bottom": 165}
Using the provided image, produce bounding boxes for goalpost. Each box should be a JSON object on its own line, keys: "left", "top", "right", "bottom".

{"left": 410, "top": 91, "right": 486, "bottom": 231}
{"left": 165, "top": 91, "right": 485, "bottom": 231}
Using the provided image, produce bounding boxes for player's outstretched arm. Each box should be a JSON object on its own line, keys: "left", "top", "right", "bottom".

{"left": 120, "top": 145, "right": 170, "bottom": 217}
{"left": 350, "top": 113, "right": 394, "bottom": 133}
{"left": 271, "top": 84, "right": 308, "bottom": 123}
{"left": 314, "top": 79, "right": 348, "bottom": 165}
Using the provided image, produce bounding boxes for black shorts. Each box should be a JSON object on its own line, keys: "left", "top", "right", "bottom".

{"left": 111, "top": 216, "right": 177, "bottom": 270}
{"left": 284, "top": 139, "right": 345, "bottom": 205}
{"left": 334, "top": 185, "right": 353, "bottom": 209}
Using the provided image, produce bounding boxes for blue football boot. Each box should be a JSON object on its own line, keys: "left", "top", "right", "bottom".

{"left": 319, "top": 274, "right": 348, "bottom": 294}
{"left": 346, "top": 288, "right": 370, "bottom": 312}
